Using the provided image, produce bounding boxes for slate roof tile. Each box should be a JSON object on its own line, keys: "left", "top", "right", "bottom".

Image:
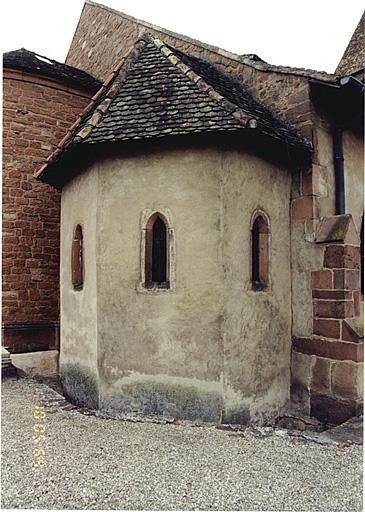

{"left": 36, "top": 33, "right": 312, "bottom": 186}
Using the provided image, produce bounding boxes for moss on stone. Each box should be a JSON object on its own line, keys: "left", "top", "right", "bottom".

{"left": 60, "top": 364, "right": 99, "bottom": 409}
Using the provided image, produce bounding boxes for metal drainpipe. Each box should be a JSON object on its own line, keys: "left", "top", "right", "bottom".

{"left": 332, "top": 127, "right": 345, "bottom": 215}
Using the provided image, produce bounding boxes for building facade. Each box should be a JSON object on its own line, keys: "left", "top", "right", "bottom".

{"left": 3, "top": 2, "right": 364, "bottom": 424}
{"left": 37, "top": 27, "right": 363, "bottom": 424}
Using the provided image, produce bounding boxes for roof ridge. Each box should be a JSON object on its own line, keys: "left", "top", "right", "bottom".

{"left": 35, "top": 37, "right": 148, "bottom": 179}
{"left": 145, "top": 33, "right": 255, "bottom": 129}
{"left": 83, "top": 0, "right": 337, "bottom": 82}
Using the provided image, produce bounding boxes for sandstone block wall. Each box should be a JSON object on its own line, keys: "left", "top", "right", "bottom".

{"left": 291, "top": 217, "right": 363, "bottom": 424}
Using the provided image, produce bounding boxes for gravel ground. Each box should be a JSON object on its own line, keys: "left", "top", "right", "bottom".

{"left": 1, "top": 376, "right": 363, "bottom": 511}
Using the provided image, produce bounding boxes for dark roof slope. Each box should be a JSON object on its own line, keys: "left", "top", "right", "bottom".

{"left": 85, "top": 40, "right": 244, "bottom": 143}
{"left": 3, "top": 48, "right": 102, "bottom": 93}
{"left": 167, "top": 45, "right": 309, "bottom": 148}
{"left": 336, "top": 12, "right": 365, "bottom": 76}
{"left": 36, "top": 33, "right": 312, "bottom": 187}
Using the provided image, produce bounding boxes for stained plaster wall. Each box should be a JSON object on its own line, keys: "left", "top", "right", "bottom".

{"left": 221, "top": 148, "right": 292, "bottom": 423}
{"left": 60, "top": 167, "right": 99, "bottom": 408}
{"left": 96, "top": 145, "right": 224, "bottom": 421}
{"left": 60, "top": 141, "right": 293, "bottom": 422}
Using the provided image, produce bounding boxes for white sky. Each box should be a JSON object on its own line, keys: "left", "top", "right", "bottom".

{"left": 1, "top": 0, "right": 364, "bottom": 73}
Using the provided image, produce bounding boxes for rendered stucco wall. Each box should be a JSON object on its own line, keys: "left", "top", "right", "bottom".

{"left": 221, "top": 149, "right": 292, "bottom": 423}
{"left": 60, "top": 167, "right": 99, "bottom": 408}
{"left": 60, "top": 141, "right": 293, "bottom": 423}
{"left": 97, "top": 145, "right": 224, "bottom": 421}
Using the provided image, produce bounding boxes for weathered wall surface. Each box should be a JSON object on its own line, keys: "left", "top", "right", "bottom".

{"left": 2, "top": 69, "right": 93, "bottom": 352}
{"left": 290, "top": 222, "right": 325, "bottom": 338}
{"left": 60, "top": 140, "right": 293, "bottom": 422}
{"left": 221, "top": 148, "right": 292, "bottom": 423}
{"left": 290, "top": 115, "right": 364, "bottom": 339}
{"left": 60, "top": 167, "right": 99, "bottom": 408}
{"left": 290, "top": 112, "right": 363, "bottom": 423}
{"left": 96, "top": 145, "right": 224, "bottom": 421}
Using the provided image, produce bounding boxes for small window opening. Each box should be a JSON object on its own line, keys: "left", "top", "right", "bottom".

{"left": 152, "top": 217, "right": 167, "bottom": 283}
{"left": 251, "top": 214, "right": 269, "bottom": 290}
{"left": 72, "top": 224, "right": 83, "bottom": 290}
{"left": 145, "top": 213, "right": 169, "bottom": 289}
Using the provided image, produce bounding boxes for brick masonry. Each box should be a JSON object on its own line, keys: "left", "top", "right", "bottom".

{"left": 2, "top": 69, "right": 93, "bottom": 351}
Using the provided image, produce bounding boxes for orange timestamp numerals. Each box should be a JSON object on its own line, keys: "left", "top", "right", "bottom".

{"left": 32, "top": 405, "right": 46, "bottom": 468}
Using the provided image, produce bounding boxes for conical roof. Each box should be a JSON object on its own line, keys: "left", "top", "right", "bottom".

{"left": 36, "top": 33, "right": 311, "bottom": 188}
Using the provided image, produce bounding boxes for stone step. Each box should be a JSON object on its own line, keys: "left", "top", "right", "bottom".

{"left": 1, "top": 347, "right": 12, "bottom": 368}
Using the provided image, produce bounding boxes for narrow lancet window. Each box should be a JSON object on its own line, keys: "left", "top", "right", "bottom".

{"left": 145, "top": 213, "right": 169, "bottom": 288}
{"left": 72, "top": 224, "right": 84, "bottom": 290}
{"left": 251, "top": 213, "right": 270, "bottom": 290}
{"left": 152, "top": 217, "right": 167, "bottom": 283}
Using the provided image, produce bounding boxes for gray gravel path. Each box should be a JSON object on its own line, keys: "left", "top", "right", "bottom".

{"left": 1, "top": 376, "right": 363, "bottom": 511}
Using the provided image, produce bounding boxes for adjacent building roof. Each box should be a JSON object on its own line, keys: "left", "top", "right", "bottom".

{"left": 3, "top": 48, "right": 102, "bottom": 93}
{"left": 36, "top": 33, "right": 312, "bottom": 188}
{"left": 336, "top": 12, "right": 365, "bottom": 76}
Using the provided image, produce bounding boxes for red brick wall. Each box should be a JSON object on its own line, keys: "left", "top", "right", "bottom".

{"left": 2, "top": 69, "right": 93, "bottom": 352}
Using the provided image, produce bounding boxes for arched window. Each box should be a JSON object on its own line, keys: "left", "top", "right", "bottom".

{"left": 71, "top": 224, "right": 84, "bottom": 290}
{"left": 145, "top": 213, "right": 169, "bottom": 289}
{"left": 251, "top": 212, "right": 270, "bottom": 290}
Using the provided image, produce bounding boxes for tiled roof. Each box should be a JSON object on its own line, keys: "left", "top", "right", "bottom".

{"left": 36, "top": 33, "right": 312, "bottom": 187}
{"left": 3, "top": 48, "right": 102, "bottom": 93}
{"left": 85, "top": 40, "right": 245, "bottom": 143}
{"left": 166, "top": 45, "right": 311, "bottom": 149}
